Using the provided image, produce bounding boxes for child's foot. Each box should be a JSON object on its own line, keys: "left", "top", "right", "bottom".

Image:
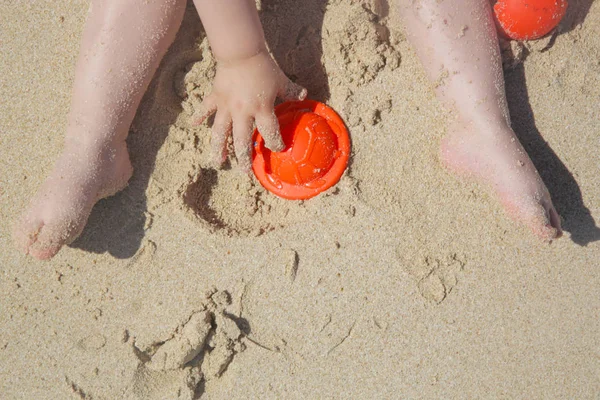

{"left": 440, "top": 120, "right": 562, "bottom": 240}
{"left": 13, "top": 140, "right": 133, "bottom": 260}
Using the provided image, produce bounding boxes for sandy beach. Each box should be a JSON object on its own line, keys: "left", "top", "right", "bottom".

{"left": 1, "top": 0, "right": 599, "bottom": 398}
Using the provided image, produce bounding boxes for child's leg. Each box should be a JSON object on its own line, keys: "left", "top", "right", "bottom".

{"left": 13, "top": 0, "right": 187, "bottom": 259}
{"left": 397, "top": 0, "right": 561, "bottom": 239}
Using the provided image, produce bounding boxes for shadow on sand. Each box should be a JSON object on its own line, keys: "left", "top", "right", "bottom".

{"left": 503, "top": 0, "right": 600, "bottom": 245}
{"left": 540, "top": 0, "right": 596, "bottom": 50}
{"left": 70, "top": 0, "right": 330, "bottom": 258}
{"left": 260, "top": 0, "right": 330, "bottom": 101}
{"left": 70, "top": 3, "right": 203, "bottom": 258}
{"left": 70, "top": 0, "right": 596, "bottom": 256}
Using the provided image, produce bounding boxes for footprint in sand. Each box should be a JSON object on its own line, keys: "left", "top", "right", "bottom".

{"left": 398, "top": 251, "right": 467, "bottom": 304}
{"left": 124, "top": 290, "right": 247, "bottom": 399}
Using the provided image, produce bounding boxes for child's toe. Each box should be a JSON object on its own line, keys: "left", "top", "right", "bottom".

{"left": 548, "top": 206, "right": 562, "bottom": 236}
{"left": 28, "top": 222, "right": 66, "bottom": 260}
{"left": 29, "top": 245, "right": 62, "bottom": 261}
{"left": 529, "top": 203, "right": 562, "bottom": 241}
{"left": 532, "top": 223, "right": 560, "bottom": 241}
{"left": 12, "top": 215, "right": 44, "bottom": 255}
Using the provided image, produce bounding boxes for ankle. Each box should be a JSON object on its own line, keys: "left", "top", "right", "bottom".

{"left": 450, "top": 116, "right": 515, "bottom": 140}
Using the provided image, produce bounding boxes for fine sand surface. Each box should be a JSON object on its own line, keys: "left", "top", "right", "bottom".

{"left": 1, "top": 0, "right": 599, "bottom": 398}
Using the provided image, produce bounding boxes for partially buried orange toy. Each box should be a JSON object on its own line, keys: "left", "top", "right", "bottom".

{"left": 252, "top": 100, "right": 350, "bottom": 200}
{"left": 494, "top": 0, "right": 568, "bottom": 41}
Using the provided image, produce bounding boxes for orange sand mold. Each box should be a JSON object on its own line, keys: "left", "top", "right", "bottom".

{"left": 493, "top": 0, "right": 568, "bottom": 41}
{"left": 252, "top": 100, "right": 351, "bottom": 200}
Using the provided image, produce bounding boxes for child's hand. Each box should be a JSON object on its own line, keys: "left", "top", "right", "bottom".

{"left": 193, "top": 50, "right": 307, "bottom": 172}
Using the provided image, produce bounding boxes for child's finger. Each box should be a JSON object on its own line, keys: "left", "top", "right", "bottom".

{"left": 210, "top": 111, "right": 232, "bottom": 167}
{"left": 255, "top": 111, "right": 284, "bottom": 152}
{"left": 192, "top": 94, "right": 218, "bottom": 125}
{"left": 232, "top": 116, "right": 254, "bottom": 173}
{"left": 279, "top": 80, "right": 307, "bottom": 102}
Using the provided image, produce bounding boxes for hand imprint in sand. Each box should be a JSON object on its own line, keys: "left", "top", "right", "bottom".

{"left": 125, "top": 290, "right": 246, "bottom": 400}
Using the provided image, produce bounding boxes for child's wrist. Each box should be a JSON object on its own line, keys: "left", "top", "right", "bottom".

{"left": 213, "top": 45, "right": 269, "bottom": 66}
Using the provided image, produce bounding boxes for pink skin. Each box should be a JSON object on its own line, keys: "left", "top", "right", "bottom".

{"left": 191, "top": 49, "right": 307, "bottom": 172}
{"left": 441, "top": 119, "right": 562, "bottom": 239}
{"left": 13, "top": 0, "right": 303, "bottom": 260}
{"left": 191, "top": 0, "right": 307, "bottom": 171}
{"left": 13, "top": 0, "right": 188, "bottom": 260}
{"left": 397, "top": 0, "right": 562, "bottom": 239}
{"left": 14, "top": 0, "right": 560, "bottom": 260}
{"left": 13, "top": 141, "right": 133, "bottom": 260}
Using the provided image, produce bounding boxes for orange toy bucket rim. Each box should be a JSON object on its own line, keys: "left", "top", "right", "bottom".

{"left": 252, "top": 100, "right": 351, "bottom": 200}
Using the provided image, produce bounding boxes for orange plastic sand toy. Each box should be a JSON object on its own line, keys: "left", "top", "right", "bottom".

{"left": 494, "top": 0, "right": 568, "bottom": 41}
{"left": 252, "top": 100, "right": 350, "bottom": 200}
